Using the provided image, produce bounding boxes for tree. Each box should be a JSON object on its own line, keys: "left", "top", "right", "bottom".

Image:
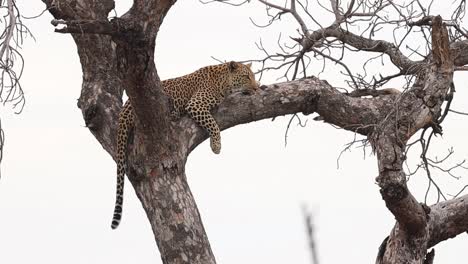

{"left": 1, "top": 0, "right": 468, "bottom": 263}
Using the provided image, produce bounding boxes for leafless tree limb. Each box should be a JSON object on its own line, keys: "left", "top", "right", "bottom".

{"left": 449, "top": 109, "right": 468, "bottom": 115}
{"left": 0, "top": 0, "right": 30, "bottom": 170}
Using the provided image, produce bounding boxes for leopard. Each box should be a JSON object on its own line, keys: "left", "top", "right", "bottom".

{"left": 111, "top": 61, "right": 259, "bottom": 229}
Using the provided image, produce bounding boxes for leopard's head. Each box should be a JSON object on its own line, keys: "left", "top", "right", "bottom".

{"left": 227, "top": 61, "right": 259, "bottom": 93}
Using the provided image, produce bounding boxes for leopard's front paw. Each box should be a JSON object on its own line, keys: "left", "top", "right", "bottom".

{"left": 210, "top": 139, "right": 221, "bottom": 154}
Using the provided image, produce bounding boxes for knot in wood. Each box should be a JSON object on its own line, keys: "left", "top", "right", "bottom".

{"left": 380, "top": 183, "right": 408, "bottom": 203}
{"left": 302, "top": 93, "right": 319, "bottom": 115}
{"left": 111, "top": 18, "right": 148, "bottom": 48}
{"left": 84, "top": 104, "right": 99, "bottom": 131}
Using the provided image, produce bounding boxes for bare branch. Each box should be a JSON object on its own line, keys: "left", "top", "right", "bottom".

{"left": 257, "top": 0, "right": 310, "bottom": 37}
{"left": 284, "top": 113, "right": 307, "bottom": 147}
{"left": 51, "top": 19, "right": 116, "bottom": 35}
{"left": 0, "top": 0, "right": 31, "bottom": 169}
{"left": 0, "top": 0, "right": 27, "bottom": 111}
{"left": 449, "top": 109, "right": 468, "bottom": 115}
{"left": 302, "top": 206, "right": 320, "bottom": 264}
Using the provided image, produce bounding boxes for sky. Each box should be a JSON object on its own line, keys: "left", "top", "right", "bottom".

{"left": 0, "top": 0, "right": 467, "bottom": 263}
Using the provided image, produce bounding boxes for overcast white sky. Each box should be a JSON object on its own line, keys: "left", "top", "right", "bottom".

{"left": 0, "top": 0, "right": 467, "bottom": 263}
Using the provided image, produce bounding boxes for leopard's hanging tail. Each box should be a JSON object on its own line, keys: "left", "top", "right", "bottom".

{"left": 111, "top": 101, "right": 134, "bottom": 229}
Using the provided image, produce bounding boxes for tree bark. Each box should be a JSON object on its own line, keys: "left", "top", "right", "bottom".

{"left": 127, "top": 151, "right": 216, "bottom": 263}
{"left": 374, "top": 16, "right": 455, "bottom": 264}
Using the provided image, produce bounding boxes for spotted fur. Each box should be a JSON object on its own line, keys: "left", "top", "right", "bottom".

{"left": 111, "top": 61, "right": 258, "bottom": 229}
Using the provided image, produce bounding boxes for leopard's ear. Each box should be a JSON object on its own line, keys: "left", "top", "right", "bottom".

{"left": 228, "top": 61, "right": 239, "bottom": 72}
{"left": 246, "top": 62, "right": 252, "bottom": 68}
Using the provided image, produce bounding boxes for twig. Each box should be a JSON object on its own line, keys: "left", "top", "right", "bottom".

{"left": 302, "top": 206, "right": 320, "bottom": 264}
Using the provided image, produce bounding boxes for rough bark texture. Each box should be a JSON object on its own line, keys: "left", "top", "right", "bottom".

{"left": 374, "top": 16, "right": 455, "bottom": 264}
{"left": 428, "top": 193, "right": 468, "bottom": 247}
{"left": 40, "top": 1, "right": 468, "bottom": 263}
{"left": 128, "top": 155, "right": 216, "bottom": 264}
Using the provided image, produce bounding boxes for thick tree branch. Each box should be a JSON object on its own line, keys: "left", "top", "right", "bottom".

{"left": 375, "top": 15, "right": 454, "bottom": 231}
{"left": 451, "top": 40, "right": 468, "bottom": 66}
{"left": 75, "top": 35, "right": 123, "bottom": 155}
{"left": 42, "top": 0, "right": 122, "bottom": 156}
{"left": 374, "top": 139, "right": 428, "bottom": 234}
{"left": 111, "top": 0, "right": 177, "bottom": 152}
{"left": 373, "top": 16, "right": 455, "bottom": 264}
{"left": 428, "top": 193, "right": 468, "bottom": 247}
{"left": 298, "top": 26, "right": 425, "bottom": 74}
{"left": 181, "top": 77, "right": 400, "bottom": 154}
{"left": 127, "top": 0, "right": 177, "bottom": 39}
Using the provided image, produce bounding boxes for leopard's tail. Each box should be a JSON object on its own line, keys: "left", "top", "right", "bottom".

{"left": 111, "top": 102, "right": 133, "bottom": 229}
{"left": 111, "top": 153, "right": 125, "bottom": 229}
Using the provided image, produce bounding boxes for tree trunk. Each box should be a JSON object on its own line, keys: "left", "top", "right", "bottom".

{"left": 128, "top": 151, "right": 216, "bottom": 263}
